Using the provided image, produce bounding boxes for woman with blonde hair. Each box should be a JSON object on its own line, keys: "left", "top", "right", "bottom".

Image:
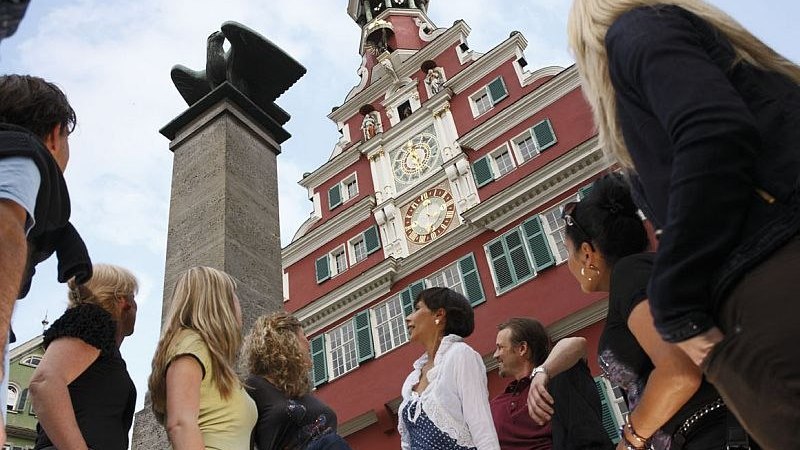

{"left": 30, "top": 264, "right": 138, "bottom": 450}
{"left": 148, "top": 266, "right": 256, "bottom": 450}
{"left": 243, "top": 312, "right": 350, "bottom": 450}
{"left": 568, "top": 1, "right": 800, "bottom": 448}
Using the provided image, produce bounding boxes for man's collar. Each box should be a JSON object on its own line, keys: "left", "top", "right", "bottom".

{"left": 505, "top": 375, "right": 532, "bottom": 394}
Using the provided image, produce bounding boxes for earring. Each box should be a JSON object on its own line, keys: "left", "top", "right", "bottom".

{"left": 581, "top": 265, "right": 601, "bottom": 281}
{"left": 435, "top": 319, "right": 440, "bottom": 325}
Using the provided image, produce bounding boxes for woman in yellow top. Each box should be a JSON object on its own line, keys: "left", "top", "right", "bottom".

{"left": 148, "top": 266, "right": 256, "bottom": 449}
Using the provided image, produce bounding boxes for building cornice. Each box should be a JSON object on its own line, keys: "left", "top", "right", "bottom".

{"left": 462, "top": 137, "right": 608, "bottom": 232}
{"left": 445, "top": 32, "right": 528, "bottom": 94}
{"left": 459, "top": 65, "right": 578, "bottom": 151}
{"left": 328, "top": 21, "right": 471, "bottom": 124}
{"left": 483, "top": 297, "right": 608, "bottom": 372}
{"left": 282, "top": 196, "right": 376, "bottom": 267}
{"left": 9, "top": 334, "right": 43, "bottom": 360}
{"left": 297, "top": 258, "right": 398, "bottom": 335}
{"left": 298, "top": 146, "right": 362, "bottom": 190}
{"left": 339, "top": 410, "right": 380, "bottom": 438}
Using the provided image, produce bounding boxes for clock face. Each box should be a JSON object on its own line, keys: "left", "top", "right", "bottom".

{"left": 404, "top": 188, "right": 456, "bottom": 245}
{"left": 392, "top": 132, "right": 441, "bottom": 186}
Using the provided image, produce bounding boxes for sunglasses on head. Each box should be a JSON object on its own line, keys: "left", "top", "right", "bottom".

{"left": 561, "top": 201, "right": 593, "bottom": 244}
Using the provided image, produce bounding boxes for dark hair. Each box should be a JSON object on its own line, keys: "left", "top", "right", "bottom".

{"left": 497, "top": 317, "right": 550, "bottom": 366}
{"left": 0, "top": 74, "right": 76, "bottom": 140}
{"left": 564, "top": 173, "right": 648, "bottom": 266}
{"left": 416, "top": 287, "right": 474, "bottom": 338}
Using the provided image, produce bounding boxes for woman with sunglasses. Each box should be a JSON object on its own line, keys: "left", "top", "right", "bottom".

{"left": 557, "top": 174, "right": 732, "bottom": 450}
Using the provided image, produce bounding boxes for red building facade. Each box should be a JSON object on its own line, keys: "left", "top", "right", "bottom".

{"left": 281, "top": 1, "right": 626, "bottom": 447}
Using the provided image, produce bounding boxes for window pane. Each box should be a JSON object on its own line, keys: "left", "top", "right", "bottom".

{"left": 516, "top": 134, "right": 538, "bottom": 161}
{"left": 474, "top": 92, "right": 492, "bottom": 115}
{"left": 353, "top": 239, "right": 367, "bottom": 263}
{"left": 334, "top": 250, "right": 347, "bottom": 273}
{"left": 329, "top": 321, "right": 358, "bottom": 378}
{"left": 494, "top": 150, "right": 514, "bottom": 176}
{"left": 374, "top": 295, "right": 409, "bottom": 354}
{"left": 346, "top": 180, "right": 358, "bottom": 198}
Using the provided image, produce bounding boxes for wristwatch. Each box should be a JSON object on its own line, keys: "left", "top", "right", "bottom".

{"left": 530, "top": 365, "right": 547, "bottom": 380}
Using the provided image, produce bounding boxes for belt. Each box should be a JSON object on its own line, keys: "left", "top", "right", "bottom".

{"left": 672, "top": 398, "right": 751, "bottom": 450}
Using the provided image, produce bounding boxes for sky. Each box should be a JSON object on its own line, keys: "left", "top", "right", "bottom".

{"left": 2, "top": 0, "right": 799, "bottom": 418}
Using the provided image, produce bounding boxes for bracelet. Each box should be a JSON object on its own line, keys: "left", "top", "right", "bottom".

{"left": 618, "top": 431, "right": 647, "bottom": 450}
{"left": 623, "top": 414, "right": 650, "bottom": 447}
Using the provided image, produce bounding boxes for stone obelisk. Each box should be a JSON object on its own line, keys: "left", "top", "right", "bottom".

{"left": 131, "top": 22, "right": 305, "bottom": 448}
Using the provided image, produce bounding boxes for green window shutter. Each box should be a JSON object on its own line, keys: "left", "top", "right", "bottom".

{"left": 364, "top": 225, "right": 381, "bottom": 255}
{"left": 400, "top": 289, "right": 414, "bottom": 316}
{"left": 311, "top": 335, "right": 328, "bottom": 386}
{"left": 487, "top": 77, "right": 508, "bottom": 104}
{"left": 409, "top": 280, "right": 426, "bottom": 302}
{"left": 473, "top": 156, "right": 495, "bottom": 187}
{"left": 315, "top": 255, "right": 330, "bottom": 284}
{"left": 459, "top": 253, "right": 485, "bottom": 306}
{"left": 595, "top": 377, "right": 621, "bottom": 443}
{"left": 354, "top": 311, "right": 374, "bottom": 363}
{"left": 487, "top": 239, "right": 515, "bottom": 291}
{"left": 17, "top": 388, "right": 28, "bottom": 411}
{"left": 504, "top": 229, "right": 533, "bottom": 282}
{"left": 578, "top": 183, "right": 595, "bottom": 201}
{"left": 328, "top": 184, "right": 342, "bottom": 209}
{"left": 523, "top": 216, "right": 555, "bottom": 271}
{"left": 532, "top": 119, "right": 557, "bottom": 151}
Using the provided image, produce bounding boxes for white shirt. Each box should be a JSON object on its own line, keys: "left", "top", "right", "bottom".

{"left": 398, "top": 335, "right": 500, "bottom": 450}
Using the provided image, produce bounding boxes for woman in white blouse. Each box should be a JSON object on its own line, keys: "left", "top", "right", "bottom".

{"left": 399, "top": 287, "right": 500, "bottom": 450}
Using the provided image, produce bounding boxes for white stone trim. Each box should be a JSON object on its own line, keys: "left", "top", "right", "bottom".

{"left": 283, "top": 196, "right": 376, "bottom": 267}
{"left": 459, "top": 66, "right": 577, "bottom": 151}
{"left": 299, "top": 144, "right": 361, "bottom": 190}
{"left": 446, "top": 32, "right": 528, "bottom": 94}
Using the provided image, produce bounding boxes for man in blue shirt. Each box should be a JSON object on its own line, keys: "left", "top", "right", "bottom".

{"left": 0, "top": 74, "right": 91, "bottom": 441}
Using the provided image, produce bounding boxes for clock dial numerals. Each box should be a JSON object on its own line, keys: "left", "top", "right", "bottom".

{"left": 392, "top": 132, "right": 441, "bottom": 185}
{"left": 404, "top": 188, "right": 456, "bottom": 245}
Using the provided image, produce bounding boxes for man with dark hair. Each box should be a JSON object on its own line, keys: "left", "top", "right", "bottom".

{"left": 0, "top": 74, "right": 92, "bottom": 440}
{"left": 490, "top": 317, "right": 613, "bottom": 450}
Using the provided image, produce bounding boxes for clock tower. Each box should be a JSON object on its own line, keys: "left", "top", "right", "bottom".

{"left": 281, "top": 2, "right": 617, "bottom": 448}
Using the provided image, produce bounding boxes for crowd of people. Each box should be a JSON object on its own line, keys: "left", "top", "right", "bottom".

{"left": 1, "top": 0, "right": 798, "bottom": 448}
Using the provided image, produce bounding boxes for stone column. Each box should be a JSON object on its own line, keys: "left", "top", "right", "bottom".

{"left": 130, "top": 82, "right": 293, "bottom": 449}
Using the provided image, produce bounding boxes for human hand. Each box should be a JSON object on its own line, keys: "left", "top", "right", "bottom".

{"left": 527, "top": 372, "right": 554, "bottom": 425}
{"left": 676, "top": 327, "right": 724, "bottom": 366}
{"left": 0, "top": 414, "right": 5, "bottom": 446}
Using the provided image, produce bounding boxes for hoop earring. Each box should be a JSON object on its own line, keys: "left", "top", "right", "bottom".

{"left": 581, "top": 265, "right": 601, "bottom": 282}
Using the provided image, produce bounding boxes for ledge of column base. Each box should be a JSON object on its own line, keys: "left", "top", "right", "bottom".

{"left": 160, "top": 81, "right": 291, "bottom": 144}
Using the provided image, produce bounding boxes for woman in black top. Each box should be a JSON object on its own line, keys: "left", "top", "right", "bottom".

{"left": 243, "top": 312, "right": 350, "bottom": 450}
{"left": 568, "top": 1, "right": 800, "bottom": 448}
{"left": 29, "top": 264, "right": 138, "bottom": 450}
{"left": 560, "top": 174, "right": 728, "bottom": 450}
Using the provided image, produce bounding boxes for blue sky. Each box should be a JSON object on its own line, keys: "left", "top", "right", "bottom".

{"left": 3, "top": 0, "right": 798, "bottom": 417}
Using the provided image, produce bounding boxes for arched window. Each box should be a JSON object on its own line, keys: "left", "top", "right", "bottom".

{"left": 7, "top": 385, "right": 18, "bottom": 411}
{"left": 21, "top": 355, "right": 42, "bottom": 367}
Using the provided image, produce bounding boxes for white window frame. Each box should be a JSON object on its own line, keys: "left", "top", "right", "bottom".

{"left": 370, "top": 294, "right": 409, "bottom": 357}
{"left": 470, "top": 89, "right": 493, "bottom": 117}
{"left": 348, "top": 234, "right": 368, "bottom": 266}
{"left": 326, "top": 320, "right": 359, "bottom": 379}
{"left": 540, "top": 200, "right": 572, "bottom": 264}
{"left": 490, "top": 144, "right": 516, "bottom": 178}
{"left": 330, "top": 245, "right": 348, "bottom": 277}
{"left": 342, "top": 173, "right": 359, "bottom": 202}
{"left": 510, "top": 129, "right": 540, "bottom": 164}
{"left": 6, "top": 384, "right": 18, "bottom": 412}
{"left": 468, "top": 76, "right": 508, "bottom": 118}
{"left": 20, "top": 355, "right": 42, "bottom": 368}
{"left": 425, "top": 262, "right": 466, "bottom": 297}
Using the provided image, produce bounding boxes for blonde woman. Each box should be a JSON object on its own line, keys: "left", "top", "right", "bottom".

{"left": 568, "top": 1, "right": 800, "bottom": 448}
{"left": 243, "top": 312, "right": 350, "bottom": 450}
{"left": 30, "top": 264, "right": 138, "bottom": 450}
{"left": 148, "top": 266, "right": 256, "bottom": 450}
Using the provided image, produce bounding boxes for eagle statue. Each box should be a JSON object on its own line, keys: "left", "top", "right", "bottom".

{"left": 170, "top": 21, "right": 306, "bottom": 112}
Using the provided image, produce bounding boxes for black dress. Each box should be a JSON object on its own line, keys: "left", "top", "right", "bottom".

{"left": 246, "top": 375, "right": 341, "bottom": 450}
{"left": 34, "top": 303, "right": 136, "bottom": 450}
{"left": 598, "top": 253, "right": 722, "bottom": 450}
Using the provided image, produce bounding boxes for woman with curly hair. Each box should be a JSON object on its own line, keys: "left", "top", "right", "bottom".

{"left": 30, "top": 264, "right": 138, "bottom": 450}
{"left": 148, "top": 266, "right": 256, "bottom": 450}
{"left": 243, "top": 312, "right": 350, "bottom": 450}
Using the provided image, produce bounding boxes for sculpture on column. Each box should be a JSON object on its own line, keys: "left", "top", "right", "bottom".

{"left": 359, "top": 105, "right": 381, "bottom": 140}
{"left": 421, "top": 60, "right": 445, "bottom": 95}
{"left": 170, "top": 21, "right": 306, "bottom": 112}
